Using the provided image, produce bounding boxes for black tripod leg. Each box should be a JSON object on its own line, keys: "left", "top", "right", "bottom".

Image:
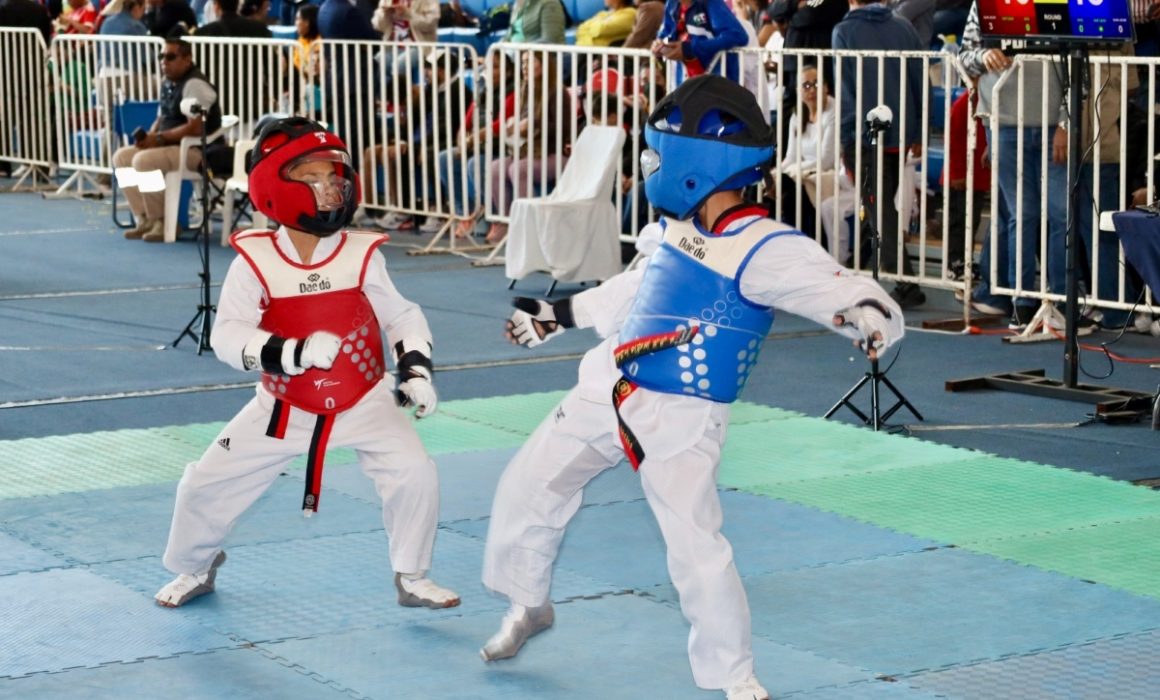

{"left": 877, "top": 374, "right": 924, "bottom": 421}
{"left": 824, "top": 372, "right": 873, "bottom": 423}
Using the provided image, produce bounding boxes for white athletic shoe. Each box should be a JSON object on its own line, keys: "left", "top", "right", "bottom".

{"left": 155, "top": 550, "right": 226, "bottom": 608}
{"left": 725, "top": 675, "right": 770, "bottom": 700}
{"left": 394, "top": 573, "right": 460, "bottom": 609}
{"left": 419, "top": 216, "right": 447, "bottom": 233}
{"left": 479, "top": 602, "right": 555, "bottom": 661}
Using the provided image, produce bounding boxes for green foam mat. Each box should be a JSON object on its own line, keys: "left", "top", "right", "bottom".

{"left": 719, "top": 418, "right": 976, "bottom": 490}
{"left": 0, "top": 430, "right": 201, "bottom": 500}
{"left": 438, "top": 390, "right": 567, "bottom": 435}
{"left": 763, "top": 456, "right": 1160, "bottom": 543}
{"left": 728, "top": 401, "right": 803, "bottom": 424}
{"left": 970, "top": 517, "right": 1160, "bottom": 600}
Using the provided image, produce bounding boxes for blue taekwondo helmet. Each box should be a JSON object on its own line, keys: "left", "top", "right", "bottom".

{"left": 641, "top": 75, "right": 774, "bottom": 221}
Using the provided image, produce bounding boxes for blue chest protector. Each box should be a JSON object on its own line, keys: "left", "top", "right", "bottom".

{"left": 616, "top": 217, "right": 801, "bottom": 403}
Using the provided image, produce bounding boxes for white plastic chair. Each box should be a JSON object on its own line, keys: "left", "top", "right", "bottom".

{"left": 160, "top": 114, "right": 240, "bottom": 243}
{"left": 504, "top": 125, "right": 627, "bottom": 292}
{"left": 219, "top": 137, "right": 268, "bottom": 246}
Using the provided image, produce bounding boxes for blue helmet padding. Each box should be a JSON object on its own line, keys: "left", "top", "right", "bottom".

{"left": 643, "top": 125, "right": 774, "bottom": 220}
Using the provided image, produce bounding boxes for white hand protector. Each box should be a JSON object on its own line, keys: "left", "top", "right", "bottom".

{"left": 394, "top": 337, "right": 437, "bottom": 417}
{"left": 834, "top": 301, "right": 894, "bottom": 356}
{"left": 506, "top": 297, "right": 565, "bottom": 348}
{"left": 398, "top": 374, "right": 438, "bottom": 418}
{"left": 298, "top": 331, "right": 342, "bottom": 371}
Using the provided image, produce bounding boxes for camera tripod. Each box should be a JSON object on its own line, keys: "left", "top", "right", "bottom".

{"left": 172, "top": 116, "right": 215, "bottom": 355}
{"left": 824, "top": 118, "right": 922, "bottom": 431}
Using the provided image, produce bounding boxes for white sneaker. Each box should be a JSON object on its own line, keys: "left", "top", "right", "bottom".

{"left": 725, "top": 675, "right": 770, "bottom": 700}
{"left": 155, "top": 551, "right": 226, "bottom": 608}
{"left": 394, "top": 573, "right": 460, "bottom": 609}
{"left": 419, "top": 216, "right": 447, "bottom": 233}
{"left": 480, "top": 602, "right": 555, "bottom": 661}
{"left": 375, "top": 212, "right": 414, "bottom": 231}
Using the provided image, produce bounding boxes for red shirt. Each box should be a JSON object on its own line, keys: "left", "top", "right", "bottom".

{"left": 942, "top": 90, "right": 991, "bottom": 192}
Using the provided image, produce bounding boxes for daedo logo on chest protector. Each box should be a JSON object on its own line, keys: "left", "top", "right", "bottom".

{"left": 677, "top": 235, "right": 707, "bottom": 260}
{"left": 299, "top": 272, "right": 332, "bottom": 294}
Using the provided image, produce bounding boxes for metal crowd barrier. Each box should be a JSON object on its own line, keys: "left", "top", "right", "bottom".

{"left": 10, "top": 29, "right": 1158, "bottom": 323}
{"left": 0, "top": 29, "right": 54, "bottom": 190}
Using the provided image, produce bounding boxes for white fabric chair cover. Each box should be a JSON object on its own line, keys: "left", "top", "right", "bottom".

{"left": 504, "top": 125, "right": 627, "bottom": 284}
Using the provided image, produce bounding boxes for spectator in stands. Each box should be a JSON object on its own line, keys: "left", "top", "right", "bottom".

{"left": 439, "top": 53, "right": 517, "bottom": 238}
{"left": 932, "top": 0, "right": 970, "bottom": 43}
{"left": 958, "top": 0, "right": 1062, "bottom": 325}
{"left": 485, "top": 51, "right": 574, "bottom": 243}
{"left": 939, "top": 85, "right": 988, "bottom": 282}
{"left": 505, "top": 0, "right": 565, "bottom": 44}
{"left": 889, "top": 0, "right": 934, "bottom": 47}
{"left": 771, "top": 0, "right": 845, "bottom": 150}
{"left": 653, "top": 0, "right": 747, "bottom": 84}
{"left": 1046, "top": 44, "right": 1139, "bottom": 330}
{"left": 99, "top": 0, "right": 148, "bottom": 35}
{"left": 292, "top": 3, "right": 321, "bottom": 83}
{"left": 622, "top": 0, "right": 663, "bottom": 48}
{"left": 195, "top": 0, "right": 271, "bottom": 35}
{"left": 372, "top": 0, "right": 439, "bottom": 90}
{"left": 112, "top": 34, "right": 222, "bottom": 242}
{"left": 56, "top": 0, "right": 98, "bottom": 33}
{"left": 319, "top": 0, "right": 379, "bottom": 39}
{"left": 771, "top": 64, "right": 854, "bottom": 264}
{"left": 239, "top": 0, "right": 267, "bottom": 22}
{"left": 0, "top": 0, "right": 54, "bottom": 44}
{"left": 143, "top": 0, "right": 196, "bottom": 37}
{"left": 363, "top": 48, "right": 471, "bottom": 232}
{"left": 833, "top": 0, "right": 925, "bottom": 308}
{"left": 576, "top": 0, "right": 637, "bottom": 47}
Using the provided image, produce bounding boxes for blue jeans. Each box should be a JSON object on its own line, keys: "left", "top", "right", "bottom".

{"left": 973, "top": 191, "right": 1013, "bottom": 314}
{"left": 996, "top": 126, "right": 1061, "bottom": 310}
{"left": 437, "top": 148, "right": 481, "bottom": 217}
{"left": 1047, "top": 161, "right": 1134, "bottom": 326}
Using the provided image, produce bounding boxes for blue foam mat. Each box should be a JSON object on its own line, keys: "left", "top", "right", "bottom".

{"left": 0, "top": 647, "right": 357, "bottom": 700}
{"left": 0, "top": 530, "right": 69, "bottom": 575}
{"left": 0, "top": 476, "right": 386, "bottom": 564}
{"left": 451, "top": 492, "right": 940, "bottom": 592}
{"left": 93, "top": 529, "right": 618, "bottom": 644}
{"left": 0, "top": 569, "right": 236, "bottom": 678}
{"left": 907, "top": 629, "right": 1160, "bottom": 700}
{"left": 260, "top": 594, "right": 875, "bottom": 699}
{"left": 325, "top": 448, "right": 646, "bottom": 527}
{"left": 661, "top": 548, "right": 1160, "bottom": 675}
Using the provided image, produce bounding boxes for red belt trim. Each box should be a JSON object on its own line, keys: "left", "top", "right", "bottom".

{"left": 611, "top": 377, "right": 645, "bottom": 471}
{"left": 266, "top": 399, "right": 290, "bottom": 439}
{"left": 613, "top": 325, "right": 699, "bottom": 368}
{"left": 302, "top": 413, "right": 335, "bottom": 513}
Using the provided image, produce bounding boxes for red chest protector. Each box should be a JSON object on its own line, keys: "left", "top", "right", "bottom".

{"left": 232, "top": 229, "right": 389, "bottom": 415}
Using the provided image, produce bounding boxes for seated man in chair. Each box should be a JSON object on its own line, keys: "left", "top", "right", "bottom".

{"left": 113, "top": 30, "right": 222, "bottom": 242}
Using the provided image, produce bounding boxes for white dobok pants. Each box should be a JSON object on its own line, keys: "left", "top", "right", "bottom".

{"left": 482, "top": 340, "right": 754, "bottom": 690}
{"left": 163, "top": 381, "right": 440, "bottom": 578}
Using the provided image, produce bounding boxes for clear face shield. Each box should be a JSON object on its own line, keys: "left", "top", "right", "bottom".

{"left": 284, "top": 149, "right": 355, "bottom": 213}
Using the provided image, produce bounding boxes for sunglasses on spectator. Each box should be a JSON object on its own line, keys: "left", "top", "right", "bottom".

{"left": 159, "top": 52, "right": 181, "bottom": 61}
{"left": 801, "top": 81, "right": 818, "bottom": 89}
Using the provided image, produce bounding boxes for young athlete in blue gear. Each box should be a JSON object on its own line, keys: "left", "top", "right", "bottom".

{"left": 154, "top": 117, "right": 459, "bottom": 611}
{"left": 479, "top": 76, "right": 905, "bottom": 700}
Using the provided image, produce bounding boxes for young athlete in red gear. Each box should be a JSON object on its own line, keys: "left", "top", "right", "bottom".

{"left": 154, "top": 117, "right": 459, "bottom": 611}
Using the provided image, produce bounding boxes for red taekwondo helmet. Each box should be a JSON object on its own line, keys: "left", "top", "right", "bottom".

{"left": 247, "top": 117, "right": 360, "bottom": 237}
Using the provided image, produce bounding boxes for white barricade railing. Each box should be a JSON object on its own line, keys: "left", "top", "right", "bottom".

{"left": 187, "top": 36, "right": 303, "bottom": 135}
{"left": 479, "top": 43, "right": 655, "bottom": 245}
{"left": 0, "top": 28, "right": 54, "bottom": 186}
{"left": 15, "top": 30, "right": 1158, "bottom": 323}
{"left": 980, "top": 52, "right": 1152, "bottom": 326}
{"left": 48, "top": 34, "right": 164, "bottom": 196}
